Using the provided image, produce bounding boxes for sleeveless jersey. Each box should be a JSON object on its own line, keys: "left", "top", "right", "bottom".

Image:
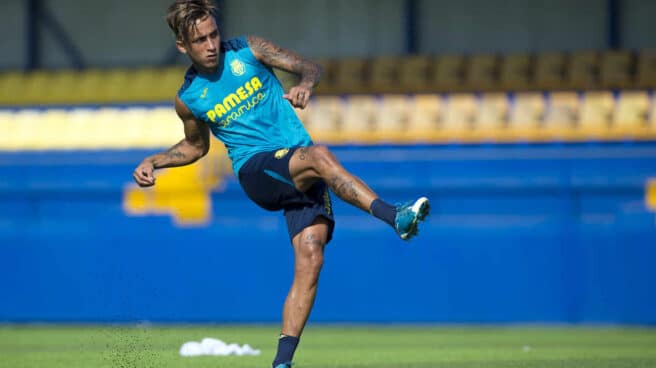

{"left": 177, "top": 36, "right": 313, "bottom": 175}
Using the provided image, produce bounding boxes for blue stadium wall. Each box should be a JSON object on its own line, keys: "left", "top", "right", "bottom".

{"left": 1, "top": 143, "right": 655, "bottom": 324}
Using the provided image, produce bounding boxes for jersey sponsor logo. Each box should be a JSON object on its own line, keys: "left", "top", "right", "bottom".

{"left": 230, "top": 59, "right": 246, "bottom": 76}
{"left": 274, "top": 148, "right": 290, "bottom": 159}
{"left": 205, "top": 76, "right": 265, "bottom": 127}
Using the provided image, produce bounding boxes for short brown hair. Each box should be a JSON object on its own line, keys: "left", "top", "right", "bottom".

{"left": 166, "top": 0, "right": 218, "bottom": 41}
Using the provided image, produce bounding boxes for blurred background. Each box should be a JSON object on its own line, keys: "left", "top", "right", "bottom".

{"left": 0, "top": 0, "right": 655, "bottom": 325}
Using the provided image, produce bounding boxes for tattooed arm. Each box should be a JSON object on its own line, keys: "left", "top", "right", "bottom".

{"left": 247, "top": 35, "right": 322, "bottom": 109}
{"left": 133, "top": 96, "right": 210, "bottom": 187}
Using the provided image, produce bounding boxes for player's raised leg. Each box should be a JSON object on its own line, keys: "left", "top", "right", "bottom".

{"left": 289, "top": 145, "right": 430, "bottom": 240}
{"left": 272, "top": 217, "right": 330, "bottom": 368}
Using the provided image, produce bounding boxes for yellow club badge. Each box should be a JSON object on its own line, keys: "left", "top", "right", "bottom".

{"left": 230, "top": 59, "right": 246, "bottom": 76}
{"left": 274, "top": 148, "right": 290, "bottom": 159}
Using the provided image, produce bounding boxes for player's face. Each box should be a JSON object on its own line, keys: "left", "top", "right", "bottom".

{"left": 177, "top": 15, "right": 221, "bottom": 72}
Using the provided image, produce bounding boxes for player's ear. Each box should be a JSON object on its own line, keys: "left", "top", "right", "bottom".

{"left": 176, "top": 39, "right": 188, "bottom": 55}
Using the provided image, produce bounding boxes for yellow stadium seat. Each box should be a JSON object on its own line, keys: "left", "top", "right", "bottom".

{"left": 8, "top": 109, "right": 44, "bottom": 150}
{"left": 36, "top": 109, "right": 72, "bottom": 149}
{"left": 71, "top": 107, "right": 123, "bottom": 148}
{"left": 441, "top": 93, "right": 477, "bottom": 141}
{"left": 333, "top": 58, "right": 368, "bottom": 94}
{"left": 370, "top": 56, "right": 401, "bottom": 93}
{"left": 499, "top": 54, "right": 533, "bottom": 91}
{"left": 399, "top": 56, "right": 432, "bottom": 93}
{"left": 567, "top": 51, "right": 600, "bottom": 90}
{"left": 109, "top": 107, "right": 152, "bottom": 148}
{"left": 578, "top": 91, "right": 614, "bottom": 139}
{"left": 612, "top": 91, "right": 650, "bottom": 138}
{"left": 22, "top": 71, "right": 57, "bottom": 105}
{"left": 473, "top": 93, "right": 509, "bottom": 141}
{"left": 0, "top": 110, "right": 15, "bottom": 150}
{"left": 636, "top": 50, "right": 656, "bottom": 88}
{"left": 128, "top": 68, "right": 162, "bottom": 102}
{"left": 406, "top": 94, "right": 442, "bottom": 142}
{"left": 649, "top": 93, "right": 656, "bottom": 133}
{"left": 104, "top": 69, "right": 136, "bottom": 103}
{"left": 64, "top": 108, "right": 99, "bottom": 148}
{"left": 509, "top": 92, "right": 546, "bottom": 140}
{"left": 147, "top": 106, "right": 185, "bottom": 147}
{"left": 600, "top": 51, "right": 633, "bottom": 89}
{"left": 0, "top": 72, "right": 26, "bottom": 106}
{"left": 544, "top": 92, "right": 580, "bottom": 140}
{"left": 535, "top": 52, "right": 566, "bottom": 90}
{"left": 465, "top": 54, "right": 499, "bottom": 91}
{"left": 314, "top": 58, "right": 337, "bottom": 95}
{"left": 155, "top": 66, "right": 187, "bottom": 101}
{"left": 432, "top": 55, "right": 464, "bottom": 92}
{"left": 77, "top": 69, "right": 110, "bottom": 104}
{"left": 47, "top": 70, "right": 79, "bottom": 105}
{"left": 341, "top": 95, "right": 378, "bottom": 142}
{"left": 375, "top": 94, "right": 409, "bottom": 142}
{"left": 304, "top": 96, "right": 343, "bottom": 143}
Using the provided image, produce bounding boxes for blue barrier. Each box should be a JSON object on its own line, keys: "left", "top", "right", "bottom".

{"left": 1, "top": 142, "right": 655, "bottom": 324}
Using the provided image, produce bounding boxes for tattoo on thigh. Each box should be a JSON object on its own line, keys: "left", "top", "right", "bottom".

{"left": 329, "top": 176, "right": 358, "bottom": 202}
{"left": 298, "top": 147, "right": 307, "bottom": 160}
{"left": 304, "top": 233, "right": 323, "bottom": 246}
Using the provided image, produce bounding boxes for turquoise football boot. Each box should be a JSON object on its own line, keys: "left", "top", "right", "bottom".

{"left": 394, "top": 197, "right": 430, "bottom": 240}
{"left": 274, "top": 363, "right": 292, "bottom": 368}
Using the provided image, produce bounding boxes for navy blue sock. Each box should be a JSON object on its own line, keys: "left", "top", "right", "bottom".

{"left": 369, "top": 198, "right": 396, "bottom": 227}
{"left": 272, "top": 335, "right": 299, "bottom": 367}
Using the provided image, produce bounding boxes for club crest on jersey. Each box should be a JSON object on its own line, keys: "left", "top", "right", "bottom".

{"left": 274, "top": 148, "right": 290, "bottom": 159}
{"left": 230, "top": 59, "right": 246, "bottom": 76}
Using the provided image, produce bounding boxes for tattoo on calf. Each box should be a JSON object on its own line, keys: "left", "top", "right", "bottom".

{"left": 330, "top": 176, "right": 358, "bottom": 202}
{"left": 298, "top": 147, "right": 307, "bottom": 160}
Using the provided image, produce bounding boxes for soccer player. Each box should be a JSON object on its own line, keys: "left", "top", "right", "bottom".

{"left": 132, "top": 1, "right": 430, "bottom": 367}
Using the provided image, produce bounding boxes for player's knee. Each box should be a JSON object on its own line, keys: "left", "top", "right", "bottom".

{"left": 309, "top": 144, "right": 338, "bottom": 174}
{"left": 305, "top": 246, "right": 324, "bottom": 273}
{"left": 299, "top": 237, "right": 325, "bottom": 273}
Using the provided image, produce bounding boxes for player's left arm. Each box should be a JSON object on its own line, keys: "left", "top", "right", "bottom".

{"left": 247, "top": 35, "right": 322, "bottom": 109}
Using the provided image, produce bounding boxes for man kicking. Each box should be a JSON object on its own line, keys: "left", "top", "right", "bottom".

{"left": 133, "top": 1, "right": 430, "bottom": 367}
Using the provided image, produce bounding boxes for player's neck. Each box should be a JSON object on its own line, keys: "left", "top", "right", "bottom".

{"left": 194, "top": 63, "right": 219, "bottom": 76}
{"left": 193, "top": 53, "right": 222, "bottom": 76}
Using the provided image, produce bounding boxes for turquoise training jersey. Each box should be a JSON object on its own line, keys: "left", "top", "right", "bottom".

{"left": 177, "top": 36, "right": 313, "bottom": 175}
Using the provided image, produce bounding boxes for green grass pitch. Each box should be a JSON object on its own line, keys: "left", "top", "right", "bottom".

{"left": 1, "top": 325, "right": 655, "bottom": 367}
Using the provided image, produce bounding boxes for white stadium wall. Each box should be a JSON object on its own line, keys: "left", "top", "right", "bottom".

{"left": 0, "top": 0, "right": 26, "bottom": 69}
{"left": 621, "top": 0, "right": 656, "bottom": 50}
{"left": 0, "top": 0, "right": 656, "bottom": 70}
{"left": 418, "top": 0, "right": 608, "bottom": 53}
{"left": 222, "top": 0, "right": 405, "bottom": 58}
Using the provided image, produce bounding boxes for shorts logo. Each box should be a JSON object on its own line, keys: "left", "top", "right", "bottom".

{"left": 274, "top": 148, "right": 290, "bottom": 159}
{"left": 323, "top": 189, "right": 332, "bottom": 215}
{"left": 230, "top": 59, "right": 246, "bottom": 76}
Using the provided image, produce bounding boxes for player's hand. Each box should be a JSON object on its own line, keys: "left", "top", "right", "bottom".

{"left": 133, "top": 160, "right": 156, "bottom": 187}
{"left": 283, "top": 84, "right": 312, "bottom": 109}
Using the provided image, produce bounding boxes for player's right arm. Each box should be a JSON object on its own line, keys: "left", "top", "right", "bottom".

{"left": 133, "top": 96, "right": 210, "bottom": 187}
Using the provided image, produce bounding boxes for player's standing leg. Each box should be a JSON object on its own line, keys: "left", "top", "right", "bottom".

{"left": 289, "top": 145, "right": 430, "bottom": 240}
{"left": 272, "top": 218, "right": 330, "bottom": 368}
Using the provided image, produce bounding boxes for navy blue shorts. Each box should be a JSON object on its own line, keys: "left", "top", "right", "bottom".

{"left": 238, "top": 147, "right": 334, "bottom": 243}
